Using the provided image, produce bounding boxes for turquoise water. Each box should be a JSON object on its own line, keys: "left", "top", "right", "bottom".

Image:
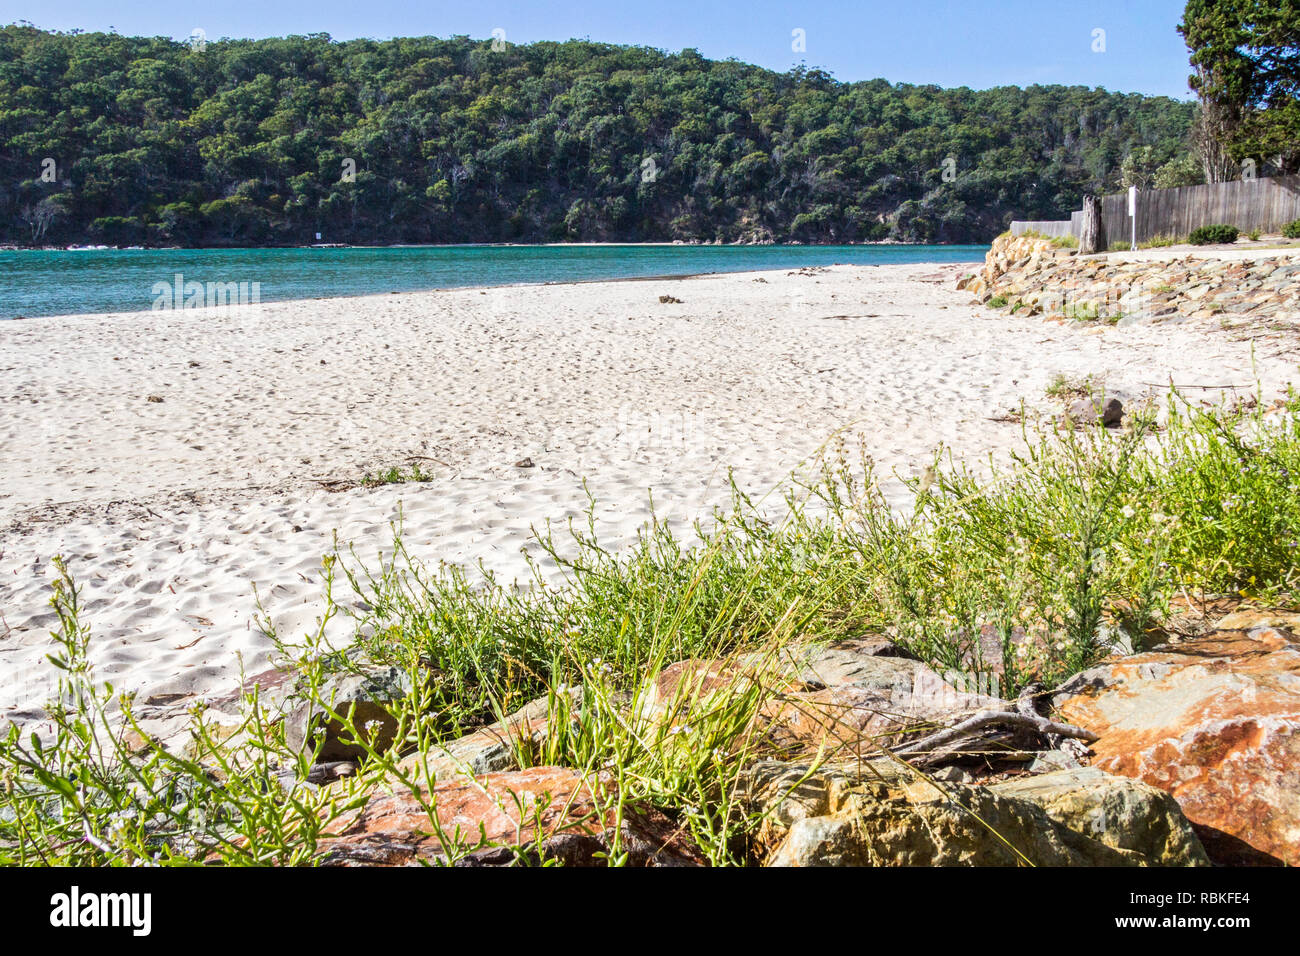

{"left": 0, "top": 244, "right": 987, "bottom": 319}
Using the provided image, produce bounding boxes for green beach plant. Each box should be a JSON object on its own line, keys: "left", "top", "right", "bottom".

{"left": 1138, "top": 234, "right": 1181, "bottom": 249}
{"left": 1045, "top": 372, "right": 1097, "bottom": 400}
{"left": 1188, "top": 224, "right": 1239, "bottom": 245}
{"left": 4, "top": 393, "right": 1299, "bottom": 865}
{"left": 361, "top": 463, "right": 433, "bottom": 488}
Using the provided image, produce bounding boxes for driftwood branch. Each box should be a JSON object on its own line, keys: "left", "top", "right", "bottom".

{"left": 893, "top": 709, "right": 1098, "bottom": 761}
{"left": 1015, "top": 681, "right": 1047, "bottom": 719}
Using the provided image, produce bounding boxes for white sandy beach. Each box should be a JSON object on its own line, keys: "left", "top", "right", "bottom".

{"left": 2, "top": 261, "right": 1297, "bottom": 718}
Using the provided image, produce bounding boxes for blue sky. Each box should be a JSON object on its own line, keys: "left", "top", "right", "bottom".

{"left": 2, "top": 0, "right": 1197, "bottom": 98}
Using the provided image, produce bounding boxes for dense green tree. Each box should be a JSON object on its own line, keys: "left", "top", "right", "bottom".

{"left": 0, "top": 26, "right": 1196, "bottom": 246}
{"left": 1180, "top": 0, "right": 1300, "bottom": 178}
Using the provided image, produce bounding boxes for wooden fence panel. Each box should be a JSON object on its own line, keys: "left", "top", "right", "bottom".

{"left": 1011, "top": 175, "right": 1300, "bottom": 245}
{"left": 1009, "top": 220, "right": 1075, "bottom": 238}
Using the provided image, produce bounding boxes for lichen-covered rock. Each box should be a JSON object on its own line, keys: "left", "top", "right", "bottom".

{"left": 284, "top": 664, "right": 414, "bottom": 761}
{"left": 989, "top": 767, "right": 1209, "bottom": 865}
{"left": 745, "top": 760, "right": 1207, "bottom": 867}
{"left": 1054, "top": 615, "right": 1300, "bottom": 866}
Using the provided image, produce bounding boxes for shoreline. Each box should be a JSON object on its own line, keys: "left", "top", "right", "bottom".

{"left": 1, "top": 248, "right": 987, "bottom": 322}
{"left": 3, "top": 239, "right": 987, "bottom": 253}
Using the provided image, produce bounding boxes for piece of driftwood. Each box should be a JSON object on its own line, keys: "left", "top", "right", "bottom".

{"left": 893, "top": 709, "right": 1098, "bottom": 768}
{"left": 1014, "top": 682, "right": 1047, "bottom": 719}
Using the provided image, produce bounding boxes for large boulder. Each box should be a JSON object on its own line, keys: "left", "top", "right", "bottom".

{"left": 744, "top": 760, "right": 1207, "bottom": 867}
{"left": 989, "top": 767, "right": 1209, "bottom": 865}
{"left": 1054, "top": 613, "right": 1300, "bottom": 865}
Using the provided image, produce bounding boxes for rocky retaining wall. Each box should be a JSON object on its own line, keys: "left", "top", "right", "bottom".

{"left": 959, "top": 234, "right": 1300, "bottom": 326}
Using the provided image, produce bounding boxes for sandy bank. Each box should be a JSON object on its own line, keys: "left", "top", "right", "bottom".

{"left": 1, "top": 262, "right": 1295, "bottom": 716}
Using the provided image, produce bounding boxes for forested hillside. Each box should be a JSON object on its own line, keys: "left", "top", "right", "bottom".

{"left": 1, "top": 26, "right": 1197, "bottom": 246}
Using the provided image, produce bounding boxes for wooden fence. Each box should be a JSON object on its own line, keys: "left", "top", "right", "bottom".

{"left": 1007, "top": 219, "right": 1075, "bottom": 239}
{"left": 1011, "top": 174, "right": 1300, "bottom": 244}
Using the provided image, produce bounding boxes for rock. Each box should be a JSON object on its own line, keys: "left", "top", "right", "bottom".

{"left": 146, "top": 395, "right": 164, "bottom": 403}
{"left": 1054, "top": 616, "right": 1300, "bottom": 865}
{"left": 396, "top": 686, "right": 588, "bottom": 781}
{"left": 1027, "top": 746, "right": 1086, "bottom": 774}
{"left": 205, "top": 663, "right": 300, "bottom": 719}
{"left": 317, "top": 766, "right": 703, "bottom": 866}
{"left": 284, "top": 664, "right": 414, "bottom": 761}
{"left": 1066, "top": 395, "right": 1123, "bottom": 427}
{"left": 514, "top": 457, "right": 534, "bottom": 468}
{"left": 638, "top": 658, "right": 763, "bottom": 722}
{"left": 1214, "top": 608, "right": 1300, "bottom": 631}
{"left": 747, "top": 760, "right": 1205, "bottom": 866}
{"left": 973, "top": 242, "right": 1300, "bottom": 331}
{"left": 989, "top": 767, "right": 1209, "bottom": 865}
{"left": 658, "top": 294, "right": 683, "bottom": 304}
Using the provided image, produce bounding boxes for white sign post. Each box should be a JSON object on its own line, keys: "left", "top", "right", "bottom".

{"left": 1127, "top": 186, "right": 1137, "bottom": 251}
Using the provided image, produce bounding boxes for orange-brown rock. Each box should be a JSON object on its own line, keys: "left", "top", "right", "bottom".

{"left": 1054, "top": 617, "right": 1300, "bottom": 866}
{"left": 316, "top": 765, "right": 702, "bottom": 866}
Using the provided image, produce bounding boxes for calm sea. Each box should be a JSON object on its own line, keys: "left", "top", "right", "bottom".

{"left": 0, "top": 244, "right": 987, "bottom": 319}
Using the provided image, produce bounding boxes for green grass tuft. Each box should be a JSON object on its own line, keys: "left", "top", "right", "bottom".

{"left": 4, "top": 394, "right": 1299, "bottom": 865}
{"left": 361, "top": 463, "right": 433, "bottom": 488}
